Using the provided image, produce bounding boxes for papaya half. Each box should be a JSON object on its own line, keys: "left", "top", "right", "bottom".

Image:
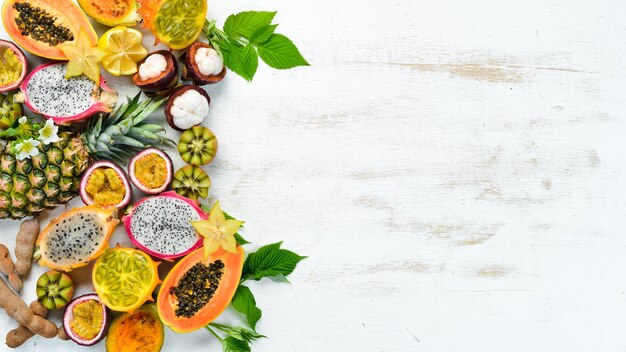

{"left": 2, "top": 0, "right": 97, "bottom": 60}
{"left": 157, "top": 246, "right": 244, "bottom": 333}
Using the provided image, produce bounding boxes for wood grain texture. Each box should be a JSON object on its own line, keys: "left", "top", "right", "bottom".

{"left": 1, "top": 0, "right": 626, "bottom": 351}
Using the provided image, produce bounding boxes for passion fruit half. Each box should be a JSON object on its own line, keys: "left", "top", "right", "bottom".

{"left": 178, "top": 126, "right": 218, "bottom": 166}
{"left": 63, "top": 293, "right": 109, "bottom": 346}
{"left": 128, "top": 147, "right": 173, "bottom": 194}
{"left": 79, "top": 161, "right": 131, "bottom": 209}
{"left": 132, "top": 50, "right": 178, "bottom": 97}
{"left": 180, "top": 42, "right": 226, "bottom": 85}
{"left": 0, "top": 39, "right": 27, "bottom": 93}
{"left": 165, "top": 85, "right": 210, "bottom": 131}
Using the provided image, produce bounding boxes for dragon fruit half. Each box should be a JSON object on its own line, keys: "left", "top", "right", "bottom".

{"left": 16, "top": 62, "right": 118, "bottom": 124}
{"left": 123, "top": 191, "right": 207, "bottom": 260}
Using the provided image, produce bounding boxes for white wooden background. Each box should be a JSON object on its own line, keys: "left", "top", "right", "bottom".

{"left": 1, "top": 0, "right": 626, "bottom": 351}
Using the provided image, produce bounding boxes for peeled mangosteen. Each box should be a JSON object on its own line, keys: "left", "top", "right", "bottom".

{"left": 132, "top": 50, "right": 178, "bottom": 96}
{"left": 165, "top": 85, "right": 210, "bottom": 131}
{"left": 180, "top": 42, "right": 226, "bottom": 85}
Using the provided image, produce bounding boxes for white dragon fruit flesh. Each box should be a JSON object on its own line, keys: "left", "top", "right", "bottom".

{"left": 123, "top": 191, "right": 206, "bottom": 260}
{"left": 16, "top": 62, "right": 118, "bottom": 125}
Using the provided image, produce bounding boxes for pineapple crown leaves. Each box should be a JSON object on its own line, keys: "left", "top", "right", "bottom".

{"left": 83, "top": 93, "right": 175, "bottom": 164}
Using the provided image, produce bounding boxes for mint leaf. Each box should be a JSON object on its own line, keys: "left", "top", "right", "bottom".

{"left": 242, "top": 44, "right": 259, "bottom": 80}
{"left": 231, "top": 285, "right": 262, "bottom": 329}
{"left": 224, "top": 11, "right": 276, "bottom": 38}
{"left": 257, "top": 34, "right": 309, "bottom": 69}
{"left": 222, "top": 336, "right": 251, "bottom": 352}
{"left": 267, "top": 273, "right": 291, "bottom": 284}
{"left": 235, "top": 233, "right": 250, "bottom": 245}
{"left": 249, "top": 24, "right": 278, "bottom": 44}
{"left": 242, "top": 242, "right": 306, "bottom": 280}
{"left": 219, "top": 41, "right": 258, "bottom": 81}
{"left": 211, "top": 323, "right": 266, "bottom": 343}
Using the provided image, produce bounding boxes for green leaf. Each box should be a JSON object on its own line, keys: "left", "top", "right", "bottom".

{"left": 224, "top": 11, "right": 276, "bottom": 38}
{"left": 249, "top": 24, "right": 278, "bottom": 44}
{"left": 267, "top": 273, "right": 291, "bottom": 284}
{"left": 235, "top": 233, "right": 250, "bottom": 245}
{"left": 219, "top": 41, "right": 259, "bottom": 81}
{"left": 242, "top": 242, "right": 306, "bottom": 281}
{"left": 231, "top": 285, "right": 262, "bottom": 329}
{"left": 210, "top": 323, "right": 266, "bottom": 343}
{"left": 257, "top": 34, "right": 309, "bottom": 69}
{"left": 222, "top": 336, "right": 251, "bottom": 352}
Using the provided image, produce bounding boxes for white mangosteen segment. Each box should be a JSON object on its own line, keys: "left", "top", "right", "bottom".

{"left": 127, "top": 147, "right": 173, "bottom": 195}
{"left": 79, "top": 160, "right": 131, "bottom": 209}
{"left": 139, "top": 53, "right": 167, "bottom": 81}
{"left": 170, "top": 89, "right": 209, "bottom": 130}
{"left": 194, "top": 47, "right": 224, "bottom": 76}
{"left": 62, "top": 294, "right": 108, "bottom": 346}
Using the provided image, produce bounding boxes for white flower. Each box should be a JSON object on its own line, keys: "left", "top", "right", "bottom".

{"left": 18, "top": 116, "right": 27, "bottom": 125}
{"left": 38, "top": 119, "right": 59, "bottom": 145}
{"left": 15, "top": 139, "right": 40, "bottom": 161}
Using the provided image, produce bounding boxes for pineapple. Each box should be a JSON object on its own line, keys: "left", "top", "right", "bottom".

{"left": 0, "top": 94, "right": 172, "bottom": 219}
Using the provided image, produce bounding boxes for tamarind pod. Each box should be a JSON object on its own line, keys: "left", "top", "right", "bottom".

{"left": 14, "top": 218, "right": 39, "bottom": 277}
{"left": 57, "top": 325, "right": 69, "bottom": 341}
{"left": 5, "top": 301, "right": 48, "bottom": 348}
{"left": 0, "top": 244, "right": 22, "bottom": 292}
{"left": 0, "top": 279, "right": 57, "bottom": 338}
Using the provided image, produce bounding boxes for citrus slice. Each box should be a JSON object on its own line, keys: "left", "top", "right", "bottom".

{"left": 92, "top": 247, "right": 160, "bottom": 312}
{"left": 98, "top": 26, "right": 148, "bottom": 76}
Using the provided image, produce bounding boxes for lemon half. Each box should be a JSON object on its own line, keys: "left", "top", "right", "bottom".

{"left": 98, "top": 26, "right": 148, "bottom": 76}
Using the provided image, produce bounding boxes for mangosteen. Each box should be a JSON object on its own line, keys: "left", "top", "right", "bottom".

{"left": 165, "top": 85, "right": 210, "bottom": 131}
{"left": 132, "top": 50, "right": 178, "bottom": 97}
{"left": 180, "top": 42, "right": 226, "bottom": 85}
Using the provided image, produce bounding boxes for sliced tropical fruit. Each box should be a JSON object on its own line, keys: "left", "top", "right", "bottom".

{"left": 2, "top": 0, "right": 98, "bottom": 60}
{"left": 178, "top": 126, "right": 218, "bottom": 166}
{"left": 79, "top": 161, "right": 132, "bottom": 208}
{"left": 106, "top": 304, "right": 164, "bottom": 352}
{"left": 63, "top": 293, "right": 109, "bottom": 346}
{"left": 128, "top": 147, "right": 173, "bottom": 194}
{"left": 172, "top": 165, "right": 211, "bottom": 200}
{"left": 36, "top": 270, "right": 74, "bottom": 310}
{"left": 137, "top": 0, "right": 207, "bottom": 49}
{"left": 36, "top": 205, "right": 119, "bottom": 272}
{"left": 99, "top": 26, "right": 148, "bottom": 76}
{"left": 59, "top": 30, "right": 107, "bottom": 83}
{"left": 0, "top": 39, "right": 27, "bottom": 93}
{"left": 157, "top": 246, "right": 244, "bottom": 332}
{"left": 92, "top": 247, "right": 160, "bottom": 312}
{"left": 78, "top": 0, "right": 140, "bottom": 27}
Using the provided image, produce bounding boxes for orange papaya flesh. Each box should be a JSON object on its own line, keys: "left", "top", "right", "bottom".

{"left": 2, "top": 0, "right": 97, "bottom": 60}
{"left": 157, "top": 246, "right": 244, "bottom": 333}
